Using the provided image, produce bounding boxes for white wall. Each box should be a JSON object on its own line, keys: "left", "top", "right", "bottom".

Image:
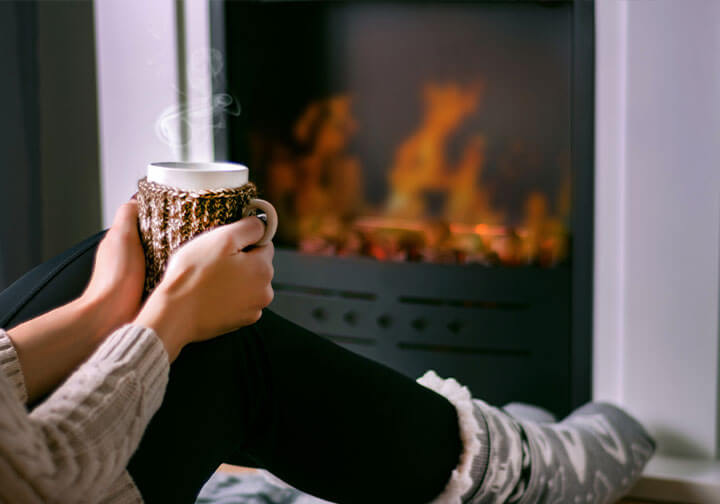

{"left": 95, "top": 0, "right": 179, "bottom": 226}
{"left": 594, "top": 0, "right": 720, "bottom": 459}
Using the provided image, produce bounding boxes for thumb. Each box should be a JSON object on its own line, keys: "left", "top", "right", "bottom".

{"left": 111, "top": 200, "right": 140, "bottom": 237}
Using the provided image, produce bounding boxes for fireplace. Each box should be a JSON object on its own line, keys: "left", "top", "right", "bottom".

{"left": 211, "top": 0, "right": 594, "bottom": 416}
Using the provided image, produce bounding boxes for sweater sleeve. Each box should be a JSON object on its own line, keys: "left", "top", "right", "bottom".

{"left": 0, "top": 328, "right": 28, "bottom": 403}
{"left": 0, "top": 324, "right": 169, "bottom": 503}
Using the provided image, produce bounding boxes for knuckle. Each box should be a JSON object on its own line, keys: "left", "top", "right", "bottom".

{"left": 250, "top": 310, "right": 263, "bottom": 324}
{"left": 116, "top": 227, "right": 135, "bottom": 242}
{"left": 102, "top": 231, "right": 122, "bottom": 247}
{"left": 262, "top": 261, "right": 274, "bottom": 281}
{"left": 96, "top": 238, "right": 111, "bottom": 256}
{"left": 218, "top": 232, "right": 238, "bottom": 253}
{"left": 116, "top": 201, "right": 131, "bottom": 214}
{"left": 262, "top": 287, "right": 274, "bottom": 307}
{"left": 117, "top": 202, "right": 138, "bottom": 221}
{"left": 249, "top": 216, "right": 265, "bottom": 234}
{"left": 239, "top": 217, "right": 264, "bottom": 238}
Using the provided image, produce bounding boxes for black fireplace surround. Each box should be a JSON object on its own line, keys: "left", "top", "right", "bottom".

{"left": 211, "top": 0, "right": 594, "bottom": 417}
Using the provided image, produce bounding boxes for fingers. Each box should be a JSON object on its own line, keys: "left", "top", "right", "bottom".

{"left": 245, "top": 243, "right": 274, "bottom": 278}
{"left": 240, "top": 242, "right": 274, "bottom": 309}
{"left": 246, "top": 240, "right": 274, "bottom": 266}
{"left": 171, "top": 217, "right": 267, "bottom": 266}
{"left": 221, "top": 217, "right": 267, "bottom": 252}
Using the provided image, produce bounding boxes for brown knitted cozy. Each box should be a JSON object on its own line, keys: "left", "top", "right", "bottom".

{"left": 137, "top": 177, "right": 258, "bottom": 293}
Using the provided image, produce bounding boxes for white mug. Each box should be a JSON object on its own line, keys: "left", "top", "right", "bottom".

{"left": 146, "top": 161, "right": 278, "bottom": 245}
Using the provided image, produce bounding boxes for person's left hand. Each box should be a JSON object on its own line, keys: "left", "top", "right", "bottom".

{"left": 80, "top": 199, "right": 146, "bottom": 338}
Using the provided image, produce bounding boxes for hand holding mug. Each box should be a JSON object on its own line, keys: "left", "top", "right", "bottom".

{"left": 135, "top": 217, "right": 275, "bottom": 361}
{"left": 134, "top": 161, "right": 279, "bottom": 360}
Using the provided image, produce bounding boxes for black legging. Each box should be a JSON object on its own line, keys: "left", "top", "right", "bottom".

{"left": 0, "top": 232, "right": 462, "bottom": 504}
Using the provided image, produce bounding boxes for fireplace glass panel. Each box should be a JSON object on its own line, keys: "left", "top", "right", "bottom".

{"left": 224, "top": 1, "right": 572, "bottom": 267}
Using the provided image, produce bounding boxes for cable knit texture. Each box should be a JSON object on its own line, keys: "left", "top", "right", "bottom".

{"left": 0, "top": 331, "right": 27, "bottom": 403}
{"left": 0, "top": 325, "right": 169, "bottom": 503}
{"left": 137, "top": 177, "right": 257, "bottom": 293}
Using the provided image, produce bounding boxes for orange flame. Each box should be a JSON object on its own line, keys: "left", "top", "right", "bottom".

{"left": 264, "top": 83, "right": 569, "bottom": 266}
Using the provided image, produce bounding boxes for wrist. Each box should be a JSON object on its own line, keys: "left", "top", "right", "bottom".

{"left": 133, "top": 290, "right": 191, "bottom": 362}
{"left": 69, "top": 296, "right": 115, "bottom": 345}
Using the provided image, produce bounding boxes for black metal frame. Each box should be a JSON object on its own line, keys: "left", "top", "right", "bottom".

{"left": 210, "top": 0, "right": 594, "bottom": 415}
{"left": 569, "top": 0, "right": 594, "bottom": 409}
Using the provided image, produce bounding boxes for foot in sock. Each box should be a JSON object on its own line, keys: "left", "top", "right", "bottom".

{"left": 418, "top": 371, "right": 656, "bottom": 504}
{"left": 502, "top": 402, "right": 557, "bottom": 424}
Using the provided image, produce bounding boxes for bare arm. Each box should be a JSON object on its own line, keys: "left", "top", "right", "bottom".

{"left": 6, "top": 298, "right": 121, "bottom": 403}
{"left": 7, "top": 202, "right": 146, "bottom": 402}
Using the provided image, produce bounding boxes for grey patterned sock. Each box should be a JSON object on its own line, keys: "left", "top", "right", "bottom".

{"left": 468, "top": 400, "right": 655, "bottom": 504}
{"left": 418, "top": 372, "right": 655, "bottom": 504}
{"left": 501, "top": 401, "right": 558, "bottom": 503}
{"left": 502, "top": 402, "right": 557, "bottom": 424}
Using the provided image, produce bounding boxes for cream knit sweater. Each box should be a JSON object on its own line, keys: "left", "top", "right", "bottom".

{"left": 0, "top": 325, "right": 169, "bottom": 503}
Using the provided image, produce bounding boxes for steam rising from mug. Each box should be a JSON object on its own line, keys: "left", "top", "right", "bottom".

{"left": 154, "top": 48, "right": 240, "bottom": 154}
{"left": 154, "top": 94, "right": 240, "bottom": 148}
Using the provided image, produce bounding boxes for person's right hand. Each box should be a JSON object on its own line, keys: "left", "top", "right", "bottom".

{"left": 134, "top": 217, "right": 274, "bottom": 361}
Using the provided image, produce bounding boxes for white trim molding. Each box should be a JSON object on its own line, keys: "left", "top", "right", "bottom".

{"left": 593, "top": 0, "right": 628, "bottom": 407}
{"left": 594, "top": 0, "right": 720, "bottom": 462}
{"left": 182, "top": 0, "right": 215, "bottom": 162}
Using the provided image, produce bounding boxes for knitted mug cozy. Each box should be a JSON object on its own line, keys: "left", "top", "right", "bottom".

{"left": 137, "top": 177, "right": 258, "bottom": 293}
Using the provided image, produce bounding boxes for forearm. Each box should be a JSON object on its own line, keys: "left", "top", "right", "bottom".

{"left": 6, "top": 297, "right": 118, "bottom": 403}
